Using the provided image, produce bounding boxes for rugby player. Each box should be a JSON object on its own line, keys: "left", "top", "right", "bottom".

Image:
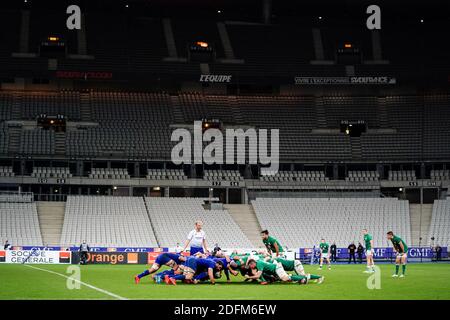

{"left": 165, "top": 257, "right": 224, "bottom": 285}
{"left": 245, "top": 259, "right": 314, "bottom": 284}
{"left": 387, "top": 231, "right": 408, "bottom": 277}
{"left": 273, "top": 257, "right": 323, "bottom": 282}
{"left": 318, "top": 239, "right": 331, "bottom": 270}
{"left": 363, "top": 229, "right": 375, "bottom": 273}
{"left": 134, "top": 252, "right": 185, "bottom": 284}
{"left": 261, "top": 230, "right": 284, "bottom": 257}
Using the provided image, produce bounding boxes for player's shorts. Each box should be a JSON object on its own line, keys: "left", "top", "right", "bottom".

{"left": 190, "top": 247, "right": 204, "bottom": 256}
{"left": 155, "top": 253, "right": 172, "bottom": 266}
{"left": 184, "top": 257, "right": 197, "bottom": 273}
{"left": 396, "top": 252, "right": 408, "bottom": 258}
{"left": 366, "top": 249, "right": 373, "bottom": 256}
{"left": 274, "top": 262, "right": 289, "bottom": 280}
{"left": 294, "top": 260, "right": 305, "bottom": 275}
{"left": 321, "top": 253, "right": 329, "bottom": 259}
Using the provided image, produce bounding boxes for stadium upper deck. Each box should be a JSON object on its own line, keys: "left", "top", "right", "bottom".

{"left": 0, "top": 91, "right": 449, "bottom": 163}
{"left": 0, "top": 0, "right": 449, "bottom": 87}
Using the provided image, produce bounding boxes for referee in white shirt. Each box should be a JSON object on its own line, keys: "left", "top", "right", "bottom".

{"left": 183, "top": 221, "right": 208, "bottom": 255}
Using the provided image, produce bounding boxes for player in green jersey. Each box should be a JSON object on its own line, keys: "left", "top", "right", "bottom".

{"left": 261, "top": 230, "right": 284, "bottom": 257}
{"left": 362, "top": 229, "right": 375, "bottom": 273}
{"left": 232, "top": 253, "right": 267, "bottom": 268}
{"left": 246, "top": 259, "right": 315, "bottom": 284}
{"left": 387, "top": 231, "right": 409, "bottom": 278}
{"left": 274, "top": 258, "right": 324, "bottom": 283}
{"left": 318, "top": 239, "right": 331, "bottom": 270}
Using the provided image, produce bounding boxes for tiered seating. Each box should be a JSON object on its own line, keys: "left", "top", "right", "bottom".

{"left": 19, "top": 129, "right": 55, "bottom": 155}
{"left": 0, "top": 92, "right": 12, "bottom": 121}
{"left": 146, "top": 169, "right": 187, "bottom": 180}
{"left": 0, "top": 202, "right": 43, "bottom": 246}
{"left": 66, "top": 92, "right": 173, "bottom": 159}
{"left": 260, "top": 171, "right": 328, "bottom": 182}
{"left": 0, "top": 166, "right": 14, "bottom": 177}
{"left": 21, "top": 91, "right": 81, "bottom": 120}
{"left": 423, "top": 95, "right": 450, "bottom": 159}
{"left": 203, "top": 170, "right": 243, "bottom": 182}
{"left": 0, "top": 123, "right": 9, "bottom": 154}
{"left": 360, "top": 96, "right": 423, "bottom": 161}
{"left": 346, "top": 171, "right": 379, "bottom": 182}
{"left": 388, "top": 170, "right": 416, "bottom": 181}
{"left": 88, "top": 168, "right": 130, "bottom": 179}
{"left": 322, "top": 96, "right": 380, "bottom": 128}
{"left": 0, "top": 193, "right": 33, "bottom": 203}
{"left": 428, "top": 200, "right": 450, "bottom": 246}
{"left": 252, "top": 198, "right": 411, "bottom": 248}
{"left": 145, "top": 197, "right": 253, "bottom": 248}
{"left": 179, "top": 94, "right": 236, "bottom": 123}
{"left": 0, "top": 91, "right": 448, "bottom": 162}
{"left": 60, "top": 196, "right": 158, "bottom": 247}
{"left": 430, "top": 170, "right": 450, "bottom": 180}
{"left": 31, "top": 167, "right": 72, "bottom": 178}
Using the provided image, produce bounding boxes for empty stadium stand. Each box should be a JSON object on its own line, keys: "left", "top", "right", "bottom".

{"left": 31, "top": 167, "right": 72, "bottom": 179}
{"left": 0, "top": 201, "right": 43, "bottom": 246}
{"left": 0, "top": 166, "right": 14, "bottom": 177}
{"left": 260, "top": 170, "right": 328, "bottom": 182}
{"left": 388, "top": 170, "right": 417, "bottom": 181}
{"left": 19, "top": 129, "right": 55, "bottom": 156}
{"left": 252, "top": 198, "right": 411, "bottom": 248}
{"left": 430, "top": 170, "right": 450, "bottom": 180}
{"left": 144, "top": 197, "right": 253, "bottom": 248}
{"left": 346, "top": 170, "right": 379, "bottom": 182}
{"left": 0, "top": 91, "right": 449, "bottom": 163}
{"left": 203, "top": 170, "right": 243, "bottom": 182}
{"left": 428, "top": 199, "right": 450, "bottom": 246}
{"left": 60, "top": 196, "right": 158, "bottom": 247}
{"left": 1, "top": 1, "right": 450, "bottom": 253}
{"left": 88, "top": 168, "right": 130, "bottom": 179}
{"left": 146, "top": 169, "right": 187, "bottom": 180}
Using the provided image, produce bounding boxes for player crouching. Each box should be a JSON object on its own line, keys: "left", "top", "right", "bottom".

{"left": 164, "top": 257, "right": 224, "bottom": 285}
{"left": 134, "top": 253, "right": 186, "bottom": 284}
{"left": 245, "top": 259, "right": 323, "bottom": 285}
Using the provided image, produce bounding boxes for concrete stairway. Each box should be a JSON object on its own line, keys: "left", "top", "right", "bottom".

{"left": 36, "top": 201, "right": 66, "bottom": 246}
{"left": 54, "top": 132, "right": 66, "bottom": 155}
{"left": 224, "top": 204, "right": 263, "bottom": 248}
{"left": 409, "top": 204, "right": 433, "bottom": 246}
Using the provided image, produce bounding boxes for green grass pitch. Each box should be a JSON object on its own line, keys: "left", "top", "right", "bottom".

{"left": 1, "top": 263, "right": 449, "bottom": 300}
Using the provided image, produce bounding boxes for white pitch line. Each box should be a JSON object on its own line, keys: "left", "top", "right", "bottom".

{"left": 24, "top": 264, "right": 128, "bottom": 300}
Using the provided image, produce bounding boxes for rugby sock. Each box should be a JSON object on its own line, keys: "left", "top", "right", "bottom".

{"left": 137, "top": 269, "right": 150, "bottom": 279}
{"left": 402, "top": 264, "right": 406, "bottom": 275}
{"left": 309, "top": 274, "right": 321, "bottom": 280}
{"left": 290, "top": 275, "right": 305, "bottom": 282}
{"left": 395, "top": 264, "right": 399, "bottom": 275}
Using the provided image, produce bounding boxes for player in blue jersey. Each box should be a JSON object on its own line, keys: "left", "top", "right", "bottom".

{"left": 193, "top": 256, "right": 239, "bottom": 282}
{"left": 165, "top": 257, "right": 224, "bottom": 285}
{"left": 134, "top": 252, "right": 186, "bottom": 284}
